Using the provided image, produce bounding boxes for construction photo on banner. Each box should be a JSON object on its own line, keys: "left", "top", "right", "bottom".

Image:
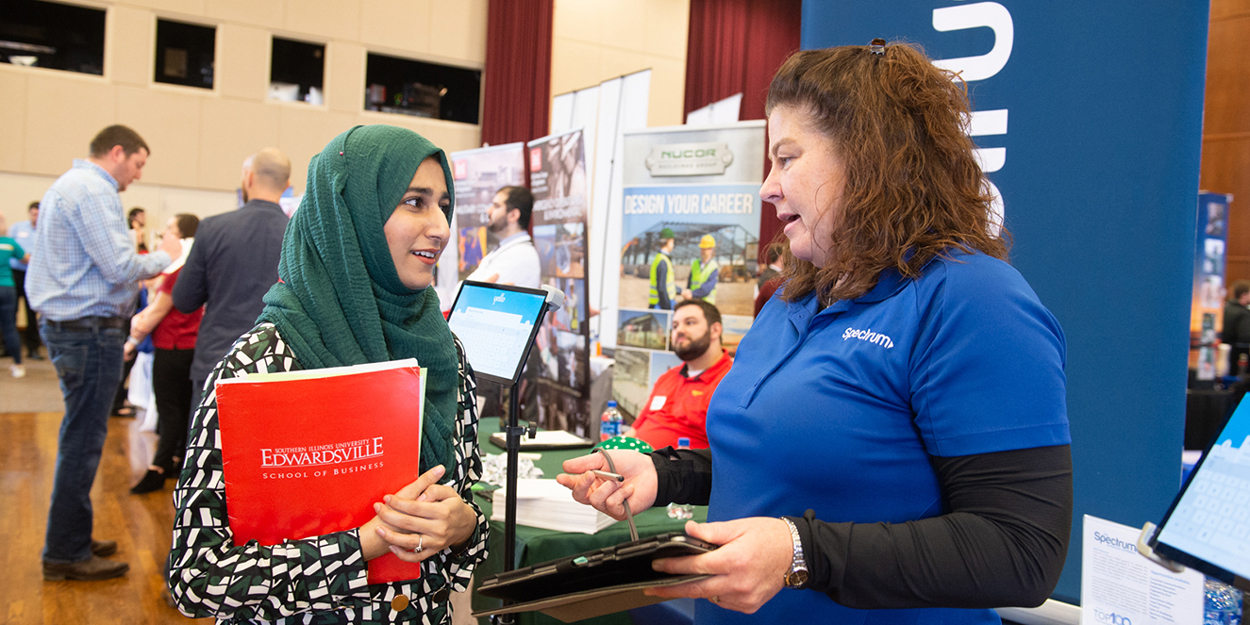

{"left": 529, "top": 129, "right": 595, "bottom": 438}
{"left": 448, "top": 143, "right": 527, "bottom": 282}
{"left": 612, "top": 121, "right": 765, "bottom": 419}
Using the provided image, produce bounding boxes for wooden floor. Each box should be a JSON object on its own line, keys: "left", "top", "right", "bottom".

{"left": 0, "top": 410, "right": 212, "bottom": 625}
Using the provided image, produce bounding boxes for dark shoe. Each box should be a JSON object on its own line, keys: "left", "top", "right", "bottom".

{"left": 42, "top": 556, "right": 129, "bottom": 581}
{"left": 27, "top": 351, "right": 45, "bottom": 361}
{"left": 129, "top": 469, "right": 167, "bottom": 494}
{"left": 91, "top": 540, "right": 117, "bottom": 557}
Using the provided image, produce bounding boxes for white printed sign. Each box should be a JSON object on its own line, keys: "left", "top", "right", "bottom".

{"left": 1081, "top": 515, "right": 1203, "bottom": 625}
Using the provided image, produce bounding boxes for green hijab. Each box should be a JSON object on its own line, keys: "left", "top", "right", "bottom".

{"left": 258, "top": 125, "right": 459, "bottom": 475}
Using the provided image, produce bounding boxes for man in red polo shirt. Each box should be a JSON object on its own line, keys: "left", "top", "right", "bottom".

{"left": 625, "top": 299, "right": 732, "bottom": 449}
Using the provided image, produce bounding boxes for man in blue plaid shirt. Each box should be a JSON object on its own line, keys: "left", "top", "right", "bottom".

{"left": 27, "top": 125, "right": 181, "bottom": 582}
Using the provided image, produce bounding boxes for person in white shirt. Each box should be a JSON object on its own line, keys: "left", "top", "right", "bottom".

{"left": 464, "top": 186, "right": 541, "bottom": 288}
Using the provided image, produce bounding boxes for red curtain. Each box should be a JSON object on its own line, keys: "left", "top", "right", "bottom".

{"left": 481, "top": 0, "right": 554, "bottom": 147}
{"left": 684, "top": 0, "right": 802, "bottom": 254}
{"left": 684, "top": 0, "right": 802, "bottom": 122}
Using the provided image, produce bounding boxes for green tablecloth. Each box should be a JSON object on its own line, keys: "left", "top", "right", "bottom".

{"left": 471, "top": 418, "right": 706, "bottom": 625}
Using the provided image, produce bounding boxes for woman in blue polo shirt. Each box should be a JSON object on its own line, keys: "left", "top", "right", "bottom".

{"left": 560, "top": 40, "right": 1072, "bottom": 625}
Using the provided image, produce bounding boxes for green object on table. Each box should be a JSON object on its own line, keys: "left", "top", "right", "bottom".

{"left": 595, "top": 435, "right": 654, "bottom": 454}
{"left": 472, "top": 418, "right": 706, "bottom": 625}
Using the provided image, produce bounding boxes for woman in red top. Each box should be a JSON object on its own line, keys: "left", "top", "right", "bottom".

{"left": 128, "top": 214, "right": 204, "bottom": 494}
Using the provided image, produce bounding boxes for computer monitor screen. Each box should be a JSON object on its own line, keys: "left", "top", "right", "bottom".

{"left": 447, "top": 281, "right": 548, "bottom": 386}
{"left": 1153, "top": 396, "right": 1250, "bottom": 587}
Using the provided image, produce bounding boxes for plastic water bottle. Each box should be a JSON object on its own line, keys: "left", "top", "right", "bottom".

{"left": 666, "top": 437, "right": 696, "bottom": 520}
{"left": 1205, "top": 577, "right": 1243, "bottom": 625}
{"left": 610, "top": 405, "right": 625, "bottom": 438}
{"left": 600, "top": 401, "right": 622, "bottom": 441}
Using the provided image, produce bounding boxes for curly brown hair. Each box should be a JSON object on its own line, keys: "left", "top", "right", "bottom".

{"left": 766, "top": 41, "right": 1008, "bottom": 305}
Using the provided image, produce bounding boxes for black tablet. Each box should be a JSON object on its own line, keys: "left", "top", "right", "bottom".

{"left": 446, "top": 281, "right": 549, "bottom": 386}
{"left": 473, "top": 531, "right": 716, "bottom": 621}
{"left": 1149, "top": 395, "right": 1250, "bottom": 590}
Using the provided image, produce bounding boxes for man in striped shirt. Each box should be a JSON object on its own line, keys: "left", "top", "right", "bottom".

{"left": 27, "top": 125, "right": 180, "bottom": 582}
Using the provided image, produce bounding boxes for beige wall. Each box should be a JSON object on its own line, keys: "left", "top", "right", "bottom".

{"left": 2, "top": 0, "right": 694, "bottom": 231}
{"left": 1, "top": 0, "right": 487, "bottom": 229}
{"left": 551, "top": 0, "right": 689, "bottom": 129}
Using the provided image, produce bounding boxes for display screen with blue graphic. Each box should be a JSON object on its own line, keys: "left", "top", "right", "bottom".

{"left": 1155, "top": 397, "right": 1250, "bottom": 585}
{"left": 447, "top": 282, "right": 548, "bottom": 385}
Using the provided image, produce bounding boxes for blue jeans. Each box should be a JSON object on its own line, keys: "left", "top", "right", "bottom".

{"left": 40, "top": 320, "right": 126, "bottom": 563}
{"left": 0, "top": 286, "right": 19, "bottom": 364}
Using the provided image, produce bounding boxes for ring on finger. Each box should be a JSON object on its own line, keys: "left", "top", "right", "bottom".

{"left": 710, "top": 596, "right": 720, "bottom": 604}
{"left": 412, "top": 534, "right": 424, "bottom": 553}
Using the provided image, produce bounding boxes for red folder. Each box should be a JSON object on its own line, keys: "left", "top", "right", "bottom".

{"left": 214, "top": 359, "right": 425, "bottom": 584}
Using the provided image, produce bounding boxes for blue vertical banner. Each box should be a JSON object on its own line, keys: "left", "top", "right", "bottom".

{"left": 802, "top": 1, "right": 1210, "bottom": 603}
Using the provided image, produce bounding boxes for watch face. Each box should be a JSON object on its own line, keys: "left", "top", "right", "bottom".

{"left": 785, "top": 569, "right": 808, "bottom": 588}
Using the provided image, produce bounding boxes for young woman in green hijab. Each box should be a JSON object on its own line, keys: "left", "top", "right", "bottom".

{"left": 167, "top": 125, "right": 487, "bottom": 624}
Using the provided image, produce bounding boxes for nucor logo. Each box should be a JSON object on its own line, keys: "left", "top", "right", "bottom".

{"left": 644, "top": 142, "right": 733, "bottom": 177}
{"left": 660, "top": 147, "right": 719, "bottom": 160}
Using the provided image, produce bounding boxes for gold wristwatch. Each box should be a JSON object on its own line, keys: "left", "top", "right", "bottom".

{"left": 781, "top": 517, "right": 808, "bottom": 588}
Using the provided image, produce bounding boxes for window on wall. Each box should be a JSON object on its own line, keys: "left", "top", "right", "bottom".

{"left": 154, "top": 18, "right": 215, "bottom": 89}
{"left": 364, "top": 53, "right": 481, "bottom": 124}
{"left": 270, "top": 37, "right": 324, "bottom": 105}
{"left": 0, "top": 0, "right": 105, "bottom": 75}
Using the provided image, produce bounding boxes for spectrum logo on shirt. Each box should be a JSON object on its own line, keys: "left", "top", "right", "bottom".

{"left": 841, "top": 327, "right": 895, "bottom": 349}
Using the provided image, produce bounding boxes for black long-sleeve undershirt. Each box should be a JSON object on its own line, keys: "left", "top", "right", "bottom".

{"left": 650, "top": 444, "right": 1072, "bottom": 610}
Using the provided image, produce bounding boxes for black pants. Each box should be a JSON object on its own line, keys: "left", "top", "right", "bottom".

{"left": 12, "top": 269, "right": 42, "bottom": 353}
{"left": 112, "top": 349, "right": 136, "bottom": 414}
{"left": 190, "top": 376, "right": 207, "bottom": 427}
{"left": 152, "top": 347, "right": 196, "bottom": 472}
{"left": 111, "top": 295, "right": 141, "bottom": 414}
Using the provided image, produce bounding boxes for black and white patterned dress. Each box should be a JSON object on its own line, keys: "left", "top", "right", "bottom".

{"left": 167, "top": 324, "right": 489, "bottom": 624}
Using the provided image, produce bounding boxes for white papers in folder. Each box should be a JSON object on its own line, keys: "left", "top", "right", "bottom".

{"left": 491, "top": 479, "right": 617, "bottom": 534}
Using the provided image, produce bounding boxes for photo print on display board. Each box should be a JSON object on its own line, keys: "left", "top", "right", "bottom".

{"left": 611, "top": 348, "right": 651, "bottom": 419}
{"left": 533, "top": 223, "right": 587, "bottom": 279}
{"left": 448, "top": 143, "right": 527, "bottom": 280}
{"left": 617, "top": 309, "right": 670, "bottom": 351}
{"left": 529, "top": 129, "right": 594, "bottom": 439}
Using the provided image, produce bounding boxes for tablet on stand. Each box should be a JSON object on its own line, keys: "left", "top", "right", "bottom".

{"left": 1145, "top": 395, "right": 1250, "bottom": 591}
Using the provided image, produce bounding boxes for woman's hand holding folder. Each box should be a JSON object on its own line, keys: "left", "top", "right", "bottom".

{"left": 644, "top": 517, "right": 792, "bottom": 614}
{"left": 557, "top": 451, "right": 792, "bottom": 614}
{"left": 359, "top": 465, "right": 478, "bottom": 562}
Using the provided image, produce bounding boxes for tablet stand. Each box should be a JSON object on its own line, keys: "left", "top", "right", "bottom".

{"left": 501, "top": 379, "right": 535, "bottom": 573}
{"left": 491, "top": 356, "right": 535, "bottom": 625}
{"left": 1135, "top": 522, "right": 1186, "bottom": 573}
{"left": 493, "top": 287, "right": 562, "bottom": 625}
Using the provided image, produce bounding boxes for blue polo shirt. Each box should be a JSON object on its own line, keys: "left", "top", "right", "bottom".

{"left": 701, "top": 251, "right": 1069, "bottom": 625}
